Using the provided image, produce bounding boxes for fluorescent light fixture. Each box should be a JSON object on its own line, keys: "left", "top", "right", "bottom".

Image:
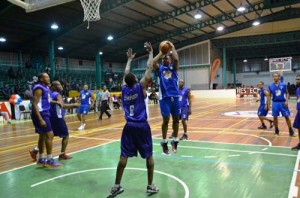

{"left": 194, "top": 13, "right": 202, "bottom": 19}
{"left": 51, "top": 23, "right": 59, "bottom": 30}
{"left": 107, "top": 35, "right": 113, "bottom": 40}
{"left": 243, "top": 59, "right": 247, "bottom": 63}
{"left": 252, "top": 20, "right": 260, "bottom": 26}
{"left": 217, "top": 26, "right": 224, "bottom": 31}
{"left": 237, "top": 4, "right": 246, "bottom": 12}
{"left": 58, "top": 46, "right": 63, "bottom": 50}
{"left": 264, "top": 57, "right": 268, "bottom": 61}
{"left": 0, "top": 37, "right": 6, "bottom": 42}
{"left": 99, "top": 51, "right": 103, "bottom": 55}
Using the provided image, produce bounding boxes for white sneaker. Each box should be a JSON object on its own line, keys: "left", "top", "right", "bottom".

{"left": 82, "top": 124, "right": 86, "bottom": 129}
{"left": 78, "top": 125, "right": 83, "bottom": 130}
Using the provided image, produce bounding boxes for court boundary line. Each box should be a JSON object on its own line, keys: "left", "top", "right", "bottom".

{"left": 0, "top": 140, "right": 116, "bottom": 175}
{"left": 30, "top": 167, "right": 189, "bottom": 198}
{"left": 288, "top": 151, "right": 300, "bottom": 198}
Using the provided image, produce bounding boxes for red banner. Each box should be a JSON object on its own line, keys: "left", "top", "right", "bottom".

{"left": 210, "top": 58, "right": 221, "bottom": 82}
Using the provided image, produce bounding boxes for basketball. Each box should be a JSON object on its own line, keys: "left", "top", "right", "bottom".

{"left": 159, "top": 41, "right": 171, "bottom": 54}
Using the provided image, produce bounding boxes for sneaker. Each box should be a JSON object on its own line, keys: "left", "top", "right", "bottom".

{"left": 29, "top": 149, "right": 38, "bottom": 161}
{"left": 82, "top": 124, "right": 86, "bottom": 129}
{"left": 160, "top": 141, "right": 170, "bottom": 155}
{"left": 108, "top": 115, "right": 111, "bottom": 119}
{"left": 180, "top": 134, "right": 188, "bottom": 141}
{"left": 257, "top": 125, "right": 267, "bottom": 129}
{"left": 36, "top": 158, "right": 47, "bottom": 166}
{"left": 107, "top": 185, "right": 124, "bottom": 198}
{"left": 7, "top": 120, "right": 11, "bottom": 124}
{"left": 59, "top": 153, "right": 73, "bottom": 160}
{"left": 78, "top": 125, "right": 83, "bottom": 130}
{"left": 169, "top": 132, "right": 175, "bottom": 139}
{"left": 45, "top": 158, "right": 61, "bottom": 168}
{"left": 146, "top": 184, "right": 159, "bottom": 194}
{"left": 269, "top": 121, "right": 274, "bottom": 129}
{"left": 291, "top": 143, "right": 300, "bottom": 150}
{"left": 171, "top": 140, "right": 178, "bottom": 153}
{"left": 289, "top": 128, "right": 296, "bottom": 137}
{"left": 275, "top": 129, "right": 279, "bottom": 136}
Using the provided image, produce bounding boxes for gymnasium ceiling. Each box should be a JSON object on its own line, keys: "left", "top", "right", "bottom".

{"left": 0, "top": 0, "right": 300, "bottom": 62}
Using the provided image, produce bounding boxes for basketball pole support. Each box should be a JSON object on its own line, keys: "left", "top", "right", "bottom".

{"left": 48, "top": 39, "right": 55, "bottom": 80}
{"left": 223, "top": 48, "right": 227, "bottom": 89}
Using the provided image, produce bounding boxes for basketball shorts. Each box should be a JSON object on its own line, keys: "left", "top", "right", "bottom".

{"left": 293, "top": 111, "right": 300, "bottom": 129}
{"left": 31, "top": 111, "right": 52, "bottom": 134}
{"left": 257, "top": 104, "right": 268, "bottom": 117}
{"left": 50, "top": 117, "right": 69, "bottom": 138}
{"left": 272, "top": 102, "right": 290, "bottom": 117}
{"left": 159, "top": 97, "right": 180, "bottom": 117}
{"left": 77, "top": 105, "right": 90, "bottom": 115}
{"left": 121, "top": 122, "right": 153, "bottom": 159}
{"left": 180, "top": 106, "right": 189, "bottom": 120}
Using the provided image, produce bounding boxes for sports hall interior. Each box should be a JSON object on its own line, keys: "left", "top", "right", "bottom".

{"left": 1, "top": 0, "right": 300, "bottom": 197}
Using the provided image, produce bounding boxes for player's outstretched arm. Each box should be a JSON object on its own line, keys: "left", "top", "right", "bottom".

{"left": 153, "top": 45, "right": 162, "bottom": 71}
{"left": 140, "top": 42, "right": 153, "bottom": 89}
{"left": 122, "top": 48, "right": 136, "bottom": 86}
{"left": 166, "top": 41, "right": 179, "bottom": 70}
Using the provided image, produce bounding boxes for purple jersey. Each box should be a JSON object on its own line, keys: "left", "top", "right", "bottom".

{"left": 32, "top": 84, "right": 51, "bottom": 112}
{"left": 158, "top": 64, "right": 179, "bottom": 99}
{"left": 122, "top": 82, "right": 147, "bottom": 122}
{"left": 259, "top": 88, "right": 267, "bottom": 105}
{"left": 296, "top": 87, "right": 300, "bottom": 111}
{"left": 79, "top": 90, "right": 92, "bottom": 105}
{"left": 268, "top": 82, "right": 287, "bottom": 102}
{"left": 180, "top": 86, "right": 189, "bottom": 107}
{"left": 50, "top": 91, "right": 65, "bottom": 118}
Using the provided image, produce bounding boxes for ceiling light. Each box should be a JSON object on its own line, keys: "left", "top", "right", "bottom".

{"left": 243, "top": 59, "right": 247, "bottom": 63}
{"left": 0, "top": 37, "right": 6, "bottom": 42}
{"left": 99, "top": 51, "right": 103, "bottom": 55}
{"left": 252, "top": 20, "right": 260, "bottom": 26}
{"left": 194, "top": 13, "right": 202, "bottom": 19}
{"left": 51, "top": 23, "right": 59, "bottom": 30}
{"left": 264, "top": 57, "right": 268, "bottom": 61}
{"left": 217, "top": 26, "right": 224, "bottom": 31}
{"left": 58, "top": 46, "right": 63, "bottom": 50}
{"left": 237, "top": 3, "right": 246, "bottom": 12}
{"left": 107, "top": 35, "right": 113, "bottom": 41}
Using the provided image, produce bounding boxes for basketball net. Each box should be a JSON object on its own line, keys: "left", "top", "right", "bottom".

{"left": 80, "top": 0, "right": 102, "bottom": 29}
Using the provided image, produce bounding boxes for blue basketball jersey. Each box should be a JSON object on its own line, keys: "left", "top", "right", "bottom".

{"left": 268, "top": 83, "right": 287, "bottom": 102}
{"left": 158, "top": 64, "right": 179, "bottom": 99}
{"left": 122, "top": 82, "right": 147, "bottom": 122}
{"left": 180, "top": 86, "right": 189, "bottom": 107}
{"left": 79, "top": 90, "right": 92, "bottom": 105}
{"left": 259, "top": 88, "right": 267, "bottom": 105}
{"left": 50, "top": 91, "right": 65, "bottom": 118}
{"left": 32, "top": 84, "right": 51, "bottom": 112}
{"left": 296, "top": 87, "right": 300, "bottom": 111}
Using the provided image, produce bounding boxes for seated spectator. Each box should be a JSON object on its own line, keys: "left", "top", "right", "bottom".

{"left": 0, "top": 103, "right": 11, "bottom": 124}
{"left": 2, "top": 84, "right": 11, "bottom": 100}
{"left": 14, "top": 84, "right": 21, "bottom": 95}
{"left": 149, "top": 90, "right": 158, "bottom": 104}
{"left": 25, "top": 60, "right": 32, "bottom": 69}
{"left": 45, "top": 65, "right": 51, "bottom": 74}
{"left": 7, "top": 67, "right": 16, "bottom": 79}
{"left": 112, "top": 94, "right": 120, "bottom": 109}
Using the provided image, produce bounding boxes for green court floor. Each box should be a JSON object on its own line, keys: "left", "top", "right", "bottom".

{"left": 0, "top": 139, "right": 298, "bottom": 198}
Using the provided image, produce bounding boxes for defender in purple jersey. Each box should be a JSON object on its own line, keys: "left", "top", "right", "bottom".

{"left": 108, "top": 43, "right": 158, "bottom": 198}
{"left": 30, "top": 81, "right": 80, "bottom": 161}
{"left": 268, "top": 73, "right": 295, "bottom": 136}
{"left": 256, "top": 82, "right": 273, "bottom": 129}
{"left": 31, "top": 73, "right": 60, "bottom": 168}
{"left": 292, "top": 75, "right": 300, "bottom": 150}
{"left": 153, "top": 41, "right": 180, "bottom": 155}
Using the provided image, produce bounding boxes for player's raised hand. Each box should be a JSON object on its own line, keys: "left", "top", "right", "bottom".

{"left": 144, "top": 42, "right": 153, "bottom": 52}
{"left": 127, "top": 48, "right": 136, "bottom": 60}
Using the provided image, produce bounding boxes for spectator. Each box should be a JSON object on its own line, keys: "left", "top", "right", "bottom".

{"left": 112, "top": 94, "right": 120, "bottom": 109}
{"left": 7, "top": 67, "right": 16, "bottom": 79}
{"left": 25, "top": 60, "right": 32, "bottom": 69}
{"left": 14, "top": 84, "right": 21, "bottom": 95}
{"left": 45, "top": 65, "right": 51, "bottom": 75}
{"left": 149, "top": 90, "right": 158, "bottom": 104}
{"left": 2, "top": 84, "right": 11, "bottom": 100}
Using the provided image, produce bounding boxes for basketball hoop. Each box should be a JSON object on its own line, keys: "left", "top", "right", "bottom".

{"left": 80, "top": 0, "right": 102, "bottom": 29}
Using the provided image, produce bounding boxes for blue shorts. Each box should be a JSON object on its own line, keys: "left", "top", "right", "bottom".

{"left": 50, "top": 117, "right": 69, "bottom": 138}
{"left": 293, "top": 111, "right": 300, "bottom": 129}
{"left": 77, "top": 105, "right": 90, "bottom": 115}
{"left": 31, "top": 111, "right": 52, "bottom": 134}
{"left": 121, "top": 122, "right": 153, "bottom": 159}
{"left": 159, "top": 97, "right": 181, "bottom": 117}
{"left": 180, "top": 106, "right": 189, "bottom": 120}
{"left": 272, "top": 102, "right": 291, "bottom": 117}
{"left": 257, "top": 104, "right": 268, "bottom": 116}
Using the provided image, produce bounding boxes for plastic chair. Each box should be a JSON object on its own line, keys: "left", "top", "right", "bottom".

{"left": 19, "top": 105, "right": 31, "bottom": 120}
